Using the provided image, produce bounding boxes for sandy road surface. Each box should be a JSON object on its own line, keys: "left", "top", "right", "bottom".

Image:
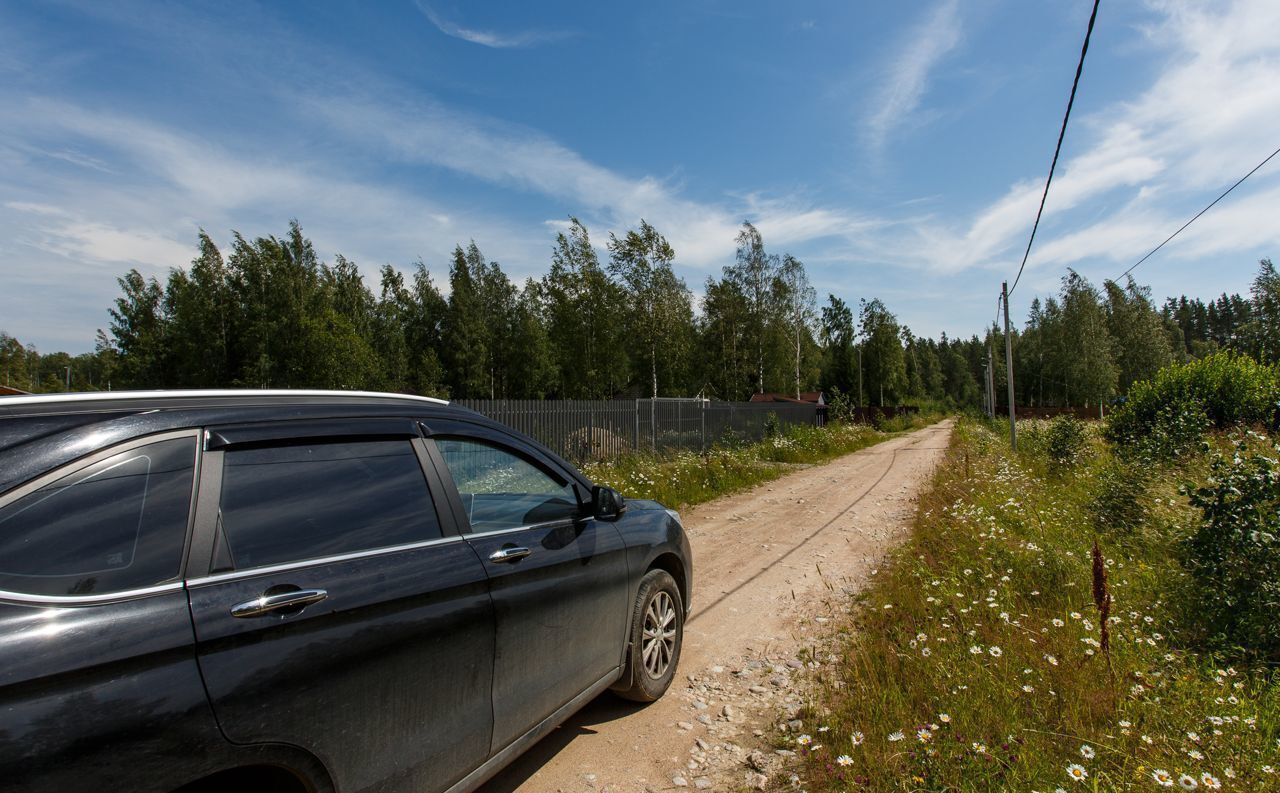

{"left": 477, "top": 420, "right": 953, "bottom": 793}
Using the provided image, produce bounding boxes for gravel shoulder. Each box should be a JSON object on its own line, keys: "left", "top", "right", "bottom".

{"left": 476, "top": 420, "right": 954, "bottom": 793}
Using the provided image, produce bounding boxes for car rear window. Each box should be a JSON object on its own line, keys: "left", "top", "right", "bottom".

{"left": 218, "top": 440, "right": 442, "bottom": 570}
{"left": 0, "top": 436, "right": 196, "bottom": 597}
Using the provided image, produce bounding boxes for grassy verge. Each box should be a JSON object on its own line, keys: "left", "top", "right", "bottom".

{"left": 787, "top": 418, "right": 1280, "bottom": 792}
{"left": 582, "top": 413, "right": 943, "bottom": 510}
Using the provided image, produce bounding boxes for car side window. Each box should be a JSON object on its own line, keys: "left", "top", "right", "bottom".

{"left": 0, "top": 436, "right": 196, "bottom": 597}
{"left": 218, "top": 440, "right": 441, "bottom": 570}
{"left": 435, "top": 437, "right": 579, "bottom": 533}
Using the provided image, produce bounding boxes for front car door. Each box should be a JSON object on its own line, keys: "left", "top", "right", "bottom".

{"left": 424, "top": 425, "right": 630, "bottom": 754}
{"left": 185, "top": 419, "right": 495, "bottom": 793}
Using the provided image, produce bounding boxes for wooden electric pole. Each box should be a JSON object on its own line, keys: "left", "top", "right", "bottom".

{"left": 986, "top": 343, "right": 996, "bottom": 418}
{"left": 1002, "top": 281, "right": 1017, "bottom": 450}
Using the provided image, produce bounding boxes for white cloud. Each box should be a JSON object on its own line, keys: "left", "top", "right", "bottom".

{"left": 300, "top": 92, "right": 880, "bottom": 270}
{"left": 862, "top": 0, "right": 961, "bottom": 154}
{"left": 884, "top": 0, "right": 1280, "bottom": 284}
{"left": 0, "top": 98, "right": 559, "bottom": 347}
{"left": 413, "top": 2, "right": 571, "bottom": 49}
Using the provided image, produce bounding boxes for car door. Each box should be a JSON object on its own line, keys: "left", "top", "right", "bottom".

{"left": 185, "top": 419, "right": 495, "bottom": 793}
{"left": 0, "top": 431, "right": 225, "bottom": 793}
{"left": 424, "top": 426, "right": 630, "bottom": 753}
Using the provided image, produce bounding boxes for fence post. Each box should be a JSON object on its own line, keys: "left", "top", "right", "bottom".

{"left": 651, "top": 398, "right": 656, "bottom": 451}
{"left": 634, "top": 399, "right": 640, "bottom": 452}
{"left": 700, "top": 400, "right": 706, "bottom": 451}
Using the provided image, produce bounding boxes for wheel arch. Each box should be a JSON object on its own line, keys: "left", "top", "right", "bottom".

{"left": 169, "top": 745, "right": 335, "bottom": 793}
{"left": 646, "top": 552, "right": 688, "bottom": 614}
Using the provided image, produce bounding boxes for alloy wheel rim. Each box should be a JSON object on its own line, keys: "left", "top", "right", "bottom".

{"left": 641, "top": 590, "right": 677, "bottom": 679}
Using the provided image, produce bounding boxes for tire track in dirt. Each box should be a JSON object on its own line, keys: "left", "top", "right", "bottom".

{"left": 476, "top": 420, "right": 953, "bottom": 793}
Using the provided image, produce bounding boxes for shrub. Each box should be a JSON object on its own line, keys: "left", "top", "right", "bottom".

{"left": 1181, "top": 432, "right": 1280, "bottom": 658}
{"left": 1045, "top": 414, "right": 1088, "bottom": 466}
{"left": 1087, "top": 458, "right": 1148, "bottom": 536}
{"left": 826, "top": 387, "right": 857, "bottom": 424}
{"left": 763, "top": 411, "right": 781, "bottom": 438}
{"left": 1106, "top": 351, "right": 1280, "bottom": 460}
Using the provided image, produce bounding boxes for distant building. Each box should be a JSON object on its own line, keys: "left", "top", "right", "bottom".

{"left": 0, "top": 386, "right": 31, "bottom": 396}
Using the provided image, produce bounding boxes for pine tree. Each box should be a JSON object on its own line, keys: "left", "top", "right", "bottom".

{"left": 443, "top": 245, "right": 490, "bottom": 397}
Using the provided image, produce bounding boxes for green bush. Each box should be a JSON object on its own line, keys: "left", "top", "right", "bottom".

{"left": 1106, "top": 351, "right": 1279, "bottom": 460}
{"left": 763, "top": 411, "right": 781, "bottom": 438}
{"left": 1087, "top": 458, "right": 1148, "bottom": 535}
{"left": 1181, "top": 432, "right": 1280, "bottom": 658}
{"left": 1045, "top": 414, "right": 1088, "bottom": 466}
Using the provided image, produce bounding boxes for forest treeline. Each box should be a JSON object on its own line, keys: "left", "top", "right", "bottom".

{"left": 1, "top": 217, "right": 1276, "bottom": 410}
{"left": 996, "top": 259, "right": 1280, "bottom": 409}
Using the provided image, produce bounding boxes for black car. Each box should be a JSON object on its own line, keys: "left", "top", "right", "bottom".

{"left": 0, "top": 390, "right": 692, "bottom": 793}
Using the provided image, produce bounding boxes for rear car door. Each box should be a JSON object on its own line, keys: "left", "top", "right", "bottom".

{"left": 185, "top": 419, "right": 494, "bottom": 793}
{"left": 0, "top": 432, "right": 226, "bottom": 793}
{"left": 425, "top": 426, "right": 630, "bottom": 753}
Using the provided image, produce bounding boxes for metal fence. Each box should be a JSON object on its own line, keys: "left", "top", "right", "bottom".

{"left": 452, "top": 398, "right": 820, "bottom": 464}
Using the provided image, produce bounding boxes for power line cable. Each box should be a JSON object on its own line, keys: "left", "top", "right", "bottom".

{"left": 1008, "top": 0, "right": 1101, "bottom": 298}
{"left": 1114, "top": 143, "right": 1280, "bottom": 282}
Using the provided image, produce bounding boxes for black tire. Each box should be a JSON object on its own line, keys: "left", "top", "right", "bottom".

{"left": 613, "top": 569, "right": 683, "bottom": 702}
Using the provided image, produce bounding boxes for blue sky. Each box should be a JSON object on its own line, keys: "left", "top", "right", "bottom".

{"left": 2, "top": 0, "right": 1279, "bottom": 353}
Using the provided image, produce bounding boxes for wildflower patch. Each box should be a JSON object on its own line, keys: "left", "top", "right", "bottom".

{"left": 786, "top": 418, "right": 1280, "bottom": 791}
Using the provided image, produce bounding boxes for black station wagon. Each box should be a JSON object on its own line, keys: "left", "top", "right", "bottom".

{"left": 0, "top": 390, "right": 693, "bottom": 793}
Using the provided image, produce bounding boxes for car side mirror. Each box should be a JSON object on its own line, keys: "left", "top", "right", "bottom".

{"left": 591, "top": 485, "right": 627, "bottom": 521}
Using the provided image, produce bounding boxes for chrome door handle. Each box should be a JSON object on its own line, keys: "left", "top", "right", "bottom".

{"left": 488, "top": 547, "right": 531, "bottom": 564}
{"left": 231, "top": 589, "right": 328, "bottom": 618}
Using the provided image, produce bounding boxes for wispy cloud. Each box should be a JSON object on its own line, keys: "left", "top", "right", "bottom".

{"left": 878, "top": 0, "right": 1280, "bottom": 288}
{"left": 863, "top": 0, "right": 961, "bottom": 155}
{"left": 299, "top": 91, "right": 883, "bottom": 269}
{"left": 414, "top": 2, "right": 571, "bottom": 49}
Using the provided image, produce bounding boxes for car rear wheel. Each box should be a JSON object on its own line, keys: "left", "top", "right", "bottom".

{"left": 614, "top": 569, "right": 683, "bottom": 702}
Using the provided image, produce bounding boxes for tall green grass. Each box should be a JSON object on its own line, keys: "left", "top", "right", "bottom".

{"left": 788, "top": 418, "right": 1280, "bottom": 791}
{"left": 581, "top": 414, "right": 942, "bottom": 510}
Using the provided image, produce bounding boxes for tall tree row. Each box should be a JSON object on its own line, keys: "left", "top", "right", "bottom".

{"left": 7, "top": 217, "right": 1274, "bottom": 413}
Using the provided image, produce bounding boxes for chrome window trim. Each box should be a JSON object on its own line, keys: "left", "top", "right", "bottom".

{"left": 461, "top": 517, "right": 580, "bottom": 539}
{"left": 0, "top": 581, "right": 185, "bottom": 606}
{"left": 0, "top": 429, "right": 202, "bottom": 601}
{"left": 0, "top": 428, "right": 201, "bottom": 506}
{"left": 185, "top": 534, "right": 465, "bottom": 587}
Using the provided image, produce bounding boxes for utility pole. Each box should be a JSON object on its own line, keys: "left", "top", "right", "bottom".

{"left": 986, "top": 342, "right": 996, "bottom": 418}
{"left": 1002, "top": 282, "right": 1017, "bottom": 451}
{"left": 984, "top": 364, "right": 991, "bottom": 417}
{"left": 857, "top": 344, "right": 863, "bottom": 407}
{"left": 65, "top": 366, "right": 71, "bottom": 391}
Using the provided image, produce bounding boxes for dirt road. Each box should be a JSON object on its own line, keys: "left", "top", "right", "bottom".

{"left": 478, "top": 420, "right": 953, "bottom": 793}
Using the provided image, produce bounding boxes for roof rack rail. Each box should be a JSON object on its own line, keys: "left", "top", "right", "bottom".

{"left": 0, "top": 389, "right": 450, "bottom": 408}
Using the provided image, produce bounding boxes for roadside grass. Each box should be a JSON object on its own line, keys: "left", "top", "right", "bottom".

{"left": 582, "top": 413, "right": 942, "bottom": 510}
{"left": 787, "top": 418, "right": 1280, "bottom": 792}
